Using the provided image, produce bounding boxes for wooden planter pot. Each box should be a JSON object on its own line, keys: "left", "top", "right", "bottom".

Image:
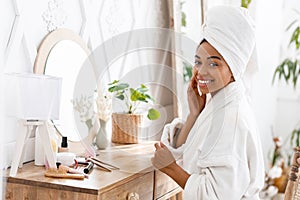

{"left": 111, "top": 113, "right": 143, "bottom": 144}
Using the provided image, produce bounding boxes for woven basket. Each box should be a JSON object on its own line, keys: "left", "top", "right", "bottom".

{"left": 111, "top": 113, "right": 143, "bottom": 144}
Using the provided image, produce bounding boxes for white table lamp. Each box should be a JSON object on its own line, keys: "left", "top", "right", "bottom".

{"left": 5, "top": 73, "right": 62, "bottom": 177}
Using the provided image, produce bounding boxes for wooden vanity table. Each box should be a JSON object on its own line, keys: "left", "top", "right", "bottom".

{"left": 4, "top": 142, "right": 183, "bottom": 200}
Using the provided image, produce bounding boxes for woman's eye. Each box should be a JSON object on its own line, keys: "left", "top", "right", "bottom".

{"left": 209, "top": 62, "right": 218, "bottom": 67}
{"left": 194, "top": 61, "right": 202, "bottom": 65}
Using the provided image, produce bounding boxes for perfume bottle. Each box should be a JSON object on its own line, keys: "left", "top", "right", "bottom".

{"left": 58, "top": 136, "right": 69, "bottom": 152}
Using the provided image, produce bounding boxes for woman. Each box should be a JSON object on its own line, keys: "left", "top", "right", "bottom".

{"left": 151, "top": 6, "right": 264, "bottom": 200}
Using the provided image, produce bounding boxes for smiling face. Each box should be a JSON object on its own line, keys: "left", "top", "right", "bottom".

{"left": 194, "top": 41, "right": 234, "bottom": 95}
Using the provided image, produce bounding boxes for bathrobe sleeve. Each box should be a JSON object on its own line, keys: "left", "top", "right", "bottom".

{"left": 160, "top": 118, "right": 185, "bottom": 160}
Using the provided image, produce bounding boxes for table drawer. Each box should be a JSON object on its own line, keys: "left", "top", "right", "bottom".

{"left": 154, "top": 170, "right": 182, "bottom": 199}
{"left": 5, "top": 182, "right": 98, "bottom": 200}
{"left": 100, "top": 171, "right": 154, "bottom": 200}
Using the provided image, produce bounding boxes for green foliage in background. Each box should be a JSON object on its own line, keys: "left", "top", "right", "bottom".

{"left": 183, "top": 61, "right": 193, "bottom": 83}
{"left": 108, "top": 80, "right": 160, "bottom": 120}
{"left": 291, "top": 128, "right": 300, "bottom": 147}
{"left": 241, "top": 0, "right": 252, "bottom": 8}
{"left": 273, "top": 10, "right": 300, "bottom": 88}
{"left": 180, "top": 1, "right": 186, "bottom": 27}
{"left": 273, "top": 59, "right": 300, "bottom": 88}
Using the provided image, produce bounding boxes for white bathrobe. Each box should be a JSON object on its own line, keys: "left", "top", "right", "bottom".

{"left": 160, "top": 6, "right": 264, "bottom": 199}
{"left": 161, "top": 81, "right": 264, "bottom": 199}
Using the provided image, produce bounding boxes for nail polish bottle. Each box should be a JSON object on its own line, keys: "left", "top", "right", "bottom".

{"left": 58, "top": 136, "right": 69, "bottom": 152}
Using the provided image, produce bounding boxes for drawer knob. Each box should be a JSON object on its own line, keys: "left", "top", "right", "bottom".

{"left": 127, "top": 192, "right": 140, "bottom": 200}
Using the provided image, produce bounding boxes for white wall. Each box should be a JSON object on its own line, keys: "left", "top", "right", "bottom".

{"left": 253, "top": 0, "right": 283, "bottom": 167}
{"left": 254, "top": 0, "right": 300, "bottom": 168}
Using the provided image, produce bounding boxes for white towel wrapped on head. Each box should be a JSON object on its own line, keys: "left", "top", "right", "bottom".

{"left": 200, "top": 6, "right": 258, "bottom": 103}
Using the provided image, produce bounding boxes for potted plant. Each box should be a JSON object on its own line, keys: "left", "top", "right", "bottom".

{"left": 108, "top": 80, "right": 160, "bottom": 144}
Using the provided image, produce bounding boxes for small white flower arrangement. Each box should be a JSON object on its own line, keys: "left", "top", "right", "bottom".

{"left": 71, "top": 90, "right": 113, "bottom": 130}
{"left": 71, "top": 95, "right": 94, "bottom": 130}
{"left": 96, "top": 92, "right": 112, "bottom": 122}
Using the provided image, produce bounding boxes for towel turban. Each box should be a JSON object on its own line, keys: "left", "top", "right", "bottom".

{"left": 199, "top": 6, "right": 258, "bottom": 101}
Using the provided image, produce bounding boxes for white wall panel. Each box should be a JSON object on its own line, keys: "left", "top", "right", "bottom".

{"left": 1, "top": 0, "right": 15, "bottom": 52}
{"left": 63, "top": 0, "right": 83, "bottom": 33}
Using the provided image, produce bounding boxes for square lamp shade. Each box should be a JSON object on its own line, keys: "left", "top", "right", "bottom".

{"left": 5, "top": 73, "right": 62, "bottom": 120}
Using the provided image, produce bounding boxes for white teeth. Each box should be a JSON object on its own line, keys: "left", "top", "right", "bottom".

{"left": 198, "top": 80, "right": 213, "bottom": 84}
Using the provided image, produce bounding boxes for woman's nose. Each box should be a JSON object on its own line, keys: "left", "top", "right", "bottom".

{"left": 195, "top": 65, "right": 208, "bottom": 76}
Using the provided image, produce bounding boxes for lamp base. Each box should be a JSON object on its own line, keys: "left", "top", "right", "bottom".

{"left": 10, "top": 120, "right": 56, "bottom": 177}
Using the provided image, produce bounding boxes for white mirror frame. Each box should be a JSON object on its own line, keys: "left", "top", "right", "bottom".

{"left": 34, "top": 28, "right": 94, "bottom": 155}
{"left": 34, "top": 28, "right": 90, "bottom": 74}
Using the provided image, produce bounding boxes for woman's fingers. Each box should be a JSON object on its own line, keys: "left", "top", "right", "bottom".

{"left": 160, "top": 142, "right": 166, "bottom": 148}
{"left": 190, "top": 68, "right": 197, "bottom": 88}
{"left": 154, "top": 142, "right": 167, "bottom": 149}
{"left": 152, "top": 143, "right": 175, "bottom": 170}
{"left": 154, "top": 142, "right": 161, "bottom": 150}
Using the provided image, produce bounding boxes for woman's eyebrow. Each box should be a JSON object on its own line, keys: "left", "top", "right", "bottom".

{"left": 195, "top": 55, "right": 221, "bottom": 60}
{"left": 207, "top": 56, "right": 221, "bottom": 60}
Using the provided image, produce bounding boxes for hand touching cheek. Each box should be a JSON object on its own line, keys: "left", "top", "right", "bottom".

{"left": 187, "top": 68, "right": 206, "bottom": 117}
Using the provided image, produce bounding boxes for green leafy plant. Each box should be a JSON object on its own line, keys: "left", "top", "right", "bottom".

{"left": 273, "top": 11, "right": 300, "bottom": 88}
{"left": 241, "top": 0, "right": 252, "bottom": 8}
{"left": 272, "top": 59, "right": 299, "bottom": 88}
{"left": 271, "top": 137, "right": 283, "bottom": 167}
{"left": 180, "top": 1, "right": 186, "bottom": 27}
{"left": 108, "top": 80, "right": 160, "bottom": 120}
{"left": 183, "top": 61, "right": 193, "bottom": 83}
{"left": 290, "top": 128, "right": 300, "bottom": 147}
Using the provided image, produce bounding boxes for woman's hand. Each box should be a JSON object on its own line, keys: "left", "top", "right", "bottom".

{"left": 188, "top": 68, "right": 206, "bottom": 117}
{"left": 151, "top": 142, "right": 191, "bottom": 189}
{"left": 151, "top": 142, "right": 176, "bottom": 173}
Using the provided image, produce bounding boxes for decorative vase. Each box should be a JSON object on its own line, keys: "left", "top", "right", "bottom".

{"left": 111, "top": 113, "right": 143, "bottom": 144}
{"left": 96, "top": 119, "right": 109, "bottom": 149}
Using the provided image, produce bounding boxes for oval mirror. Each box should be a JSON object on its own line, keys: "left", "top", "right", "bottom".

{"left": 34, "top": 28, "right": 95, "bottom": 144}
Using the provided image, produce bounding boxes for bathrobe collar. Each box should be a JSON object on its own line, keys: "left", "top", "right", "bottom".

{"left": 183, "top": 81, "right": 245, "bottom": 157}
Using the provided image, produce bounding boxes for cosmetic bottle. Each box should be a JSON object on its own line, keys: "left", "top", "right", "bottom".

{"left": 58, "top": 136, "right": 69, "bottom": 152}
